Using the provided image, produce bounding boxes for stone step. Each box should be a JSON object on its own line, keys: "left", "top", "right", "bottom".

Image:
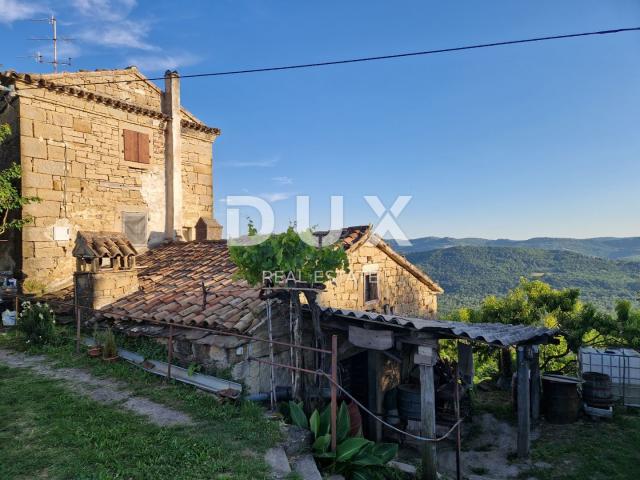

{"left": 264, "top": 447, "right": 291, "bottom": 479}
{"left": 292, "top": 454, "right": 322, "bottom": 480}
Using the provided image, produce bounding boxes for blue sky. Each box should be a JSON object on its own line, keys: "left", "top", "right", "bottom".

{"left": 1, "top": 0, "right": 639, "bottom": 239}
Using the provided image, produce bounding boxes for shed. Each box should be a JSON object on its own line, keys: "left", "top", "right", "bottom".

{"left": 319, "top": 307, "right": 558, "bottom": 479}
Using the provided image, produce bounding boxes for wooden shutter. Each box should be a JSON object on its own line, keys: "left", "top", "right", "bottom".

{"left": 123, "top": 129, "right": 138, "bottom": 162}
{"left": 137, "top": 132, "right": 149, "bottom": 164}
{"left": 124, "top": 130, "right": 150, "bottom": 164}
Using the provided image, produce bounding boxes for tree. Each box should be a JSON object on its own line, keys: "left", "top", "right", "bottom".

{"left": 0, "top": 124, "right": 40, "bottom": 235}
{"left": 229, "top": 222, "right": 349, "bottom": 398}
{"left": 451, "top": 279, "right": 640, "bottom": 377}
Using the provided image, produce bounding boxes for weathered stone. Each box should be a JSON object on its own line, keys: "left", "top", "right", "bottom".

{"left": 282, "top": 425, "right": 313, "bottom": 457}
{"left": 264, "top": 447, "right": 291, "bottom": 479}
{"left": 292, "top": 454, "right": 322, "bottom": 480}
{"left": 21, "top": 136, "right": 47, "bottom": 158}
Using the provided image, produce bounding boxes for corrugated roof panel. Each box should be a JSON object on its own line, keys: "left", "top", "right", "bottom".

{"left": 321, "top": 307, "right": 558, "bottom": 346}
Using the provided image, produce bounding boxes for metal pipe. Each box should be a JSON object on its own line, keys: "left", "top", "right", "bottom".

{"left": 330, "top": 334, "right": 338, "bottom": 452}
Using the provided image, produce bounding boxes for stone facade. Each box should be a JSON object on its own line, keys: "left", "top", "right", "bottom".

{"left": 319, "top": 238, "right": 440, "bottom": 317}
{"left": 0, "top": 68, "right": 221, "bottom": 291}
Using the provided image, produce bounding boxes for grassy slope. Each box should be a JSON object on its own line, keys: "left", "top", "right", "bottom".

{"left": 0, "top": 331, "right": 280, "bottom": 480}
{"left": 408, "top": 246, "right": 640, "bottom": 313}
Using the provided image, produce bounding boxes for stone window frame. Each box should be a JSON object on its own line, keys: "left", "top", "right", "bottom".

{"left": 118, "top": 122, "right": 153, "bottom": 170}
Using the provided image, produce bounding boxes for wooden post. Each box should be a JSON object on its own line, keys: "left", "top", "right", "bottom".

{"left": 530, "top": 345, "right": 541, "bottom": 423}
{"left": 330, "top": 335, "right": 338, "bottom": 452}
{"left": 74, "top": 279, "right": 80, "bottom": 354}
{"left": 167, "top": 324, "right": 174, "bottom": 381}
{"left": 517, "top": 346, "right": 531, "bottom": 458}
{"left": 454, "top": 362, "right": 461, "bottom": 480}
{"left": 367, "top": 350, "right": 383, "bottom": 442}
{"left": 416, "top": 345, "right": 437, "bottom": 480}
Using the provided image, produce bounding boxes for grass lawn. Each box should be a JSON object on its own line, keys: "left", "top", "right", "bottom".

{"left": 0, "top": 328, "right": 280, "bottom": 480}
{"left": 522, "top": 410, "right": 640, "bottom": 480}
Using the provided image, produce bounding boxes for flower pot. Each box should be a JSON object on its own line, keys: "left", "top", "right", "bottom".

{"left": 87, "top": 346, "right": 102, "bottom": 358}
{"left": 102, "top": 356, "right": 119, "bottom": 363}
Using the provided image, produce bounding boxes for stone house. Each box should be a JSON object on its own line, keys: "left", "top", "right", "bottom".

{"left": 0, "top": 68, "right": 222, "bottom": 292}
{"left": 317, "top": 225, "right": 442, "bottom": 317}
{"left": 77, "top": 226, "right": 441, "bottom": 393}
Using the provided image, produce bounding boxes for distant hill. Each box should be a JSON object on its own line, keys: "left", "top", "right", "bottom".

{"left": 393, "top": 236, "right": 640, "bottom": 261}
{"left": 407, "top": 246, "right": 640, "bottom": 314}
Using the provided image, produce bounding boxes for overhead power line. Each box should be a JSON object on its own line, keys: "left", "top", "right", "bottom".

{"left": 16, "top": 26, "right": 640, "bottom": 90}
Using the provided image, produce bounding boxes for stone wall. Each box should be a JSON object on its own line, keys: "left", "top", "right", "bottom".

{"left": 318, "top": 240, "right": 438, "bottom": 317}
{"left": 0, "top": 97, "right": 21, "bottom": 273}
{"left": 76, "top": 269, "right": 139, "bottom": 320}
{"left": 10, "top": 69, "right": 217, "bottom": 291}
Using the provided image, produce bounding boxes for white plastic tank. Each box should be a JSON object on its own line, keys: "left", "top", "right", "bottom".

{"left": 579, "top": 347, "right": 640, "bottom": 407}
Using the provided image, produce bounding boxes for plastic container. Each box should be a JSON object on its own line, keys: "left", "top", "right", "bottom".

{"left": 2, "top": 309, "right": 16, "bottom": 326}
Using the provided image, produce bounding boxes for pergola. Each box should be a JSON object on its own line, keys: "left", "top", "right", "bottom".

{"left": 319, "top": 307, "right": 559, "bottom": 480}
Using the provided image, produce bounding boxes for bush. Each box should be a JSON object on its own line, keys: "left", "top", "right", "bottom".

{"left": 17, "top": 301, "right": 56, "bottom": 345}
{"left": 102, "top": 328, "right": 118, "bottom": 358}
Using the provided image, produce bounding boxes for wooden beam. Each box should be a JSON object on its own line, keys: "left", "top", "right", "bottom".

{"left": 349, "top": 325, "right": 393, "bottom": 350}
{"left": 367, "top": 350, "right": 383, "bottom": 441}
{"left": 517, "top": 346, "right": 531, "bottom": 458}
{"left": 530, "top": 345, "right": 541, "bottom": 423}
{"left": 417, "top": 345, "right": 437, "bottom": 480}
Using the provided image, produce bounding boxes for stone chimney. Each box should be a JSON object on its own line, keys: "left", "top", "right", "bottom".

{"left": 163, "top": 70, "right": 183, "bottom": 241}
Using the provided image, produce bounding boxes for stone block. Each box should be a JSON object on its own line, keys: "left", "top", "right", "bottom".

{"left": 23, "top": 172, "right": 53, "bottom": 189}
{"left": 19, "top": 104, "right": 46, "bottom": 122}
{"left": 33, "top": 158, "right": 66, "bottom": 176}
{"left": 21, "top": 137, "right": 47, "bottom": 159}
{"left": 33, "top": 121, "right": 63, "bottom": 141}
{"left": 49, "top": 111, "right": 73, "bottom": 128}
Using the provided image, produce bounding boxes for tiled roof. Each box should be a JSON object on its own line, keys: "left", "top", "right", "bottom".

{"left": 73, "top": 231, "right": 137, "bottom": 259}
{"left": 99, "top": 225, "right": 442, "bottom": 331}
{"left": 0, "top": 68, "right": 220, "bottom": 136}
{"left": 102, "top": 241, "right": 264, "bottom": 332}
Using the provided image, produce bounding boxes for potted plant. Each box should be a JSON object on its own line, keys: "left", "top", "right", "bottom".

{"left": 102, "top": 328, "right": 118, "bottom": 362}
{"left": 87, "top": 326, "right": 103, "bottom": 358}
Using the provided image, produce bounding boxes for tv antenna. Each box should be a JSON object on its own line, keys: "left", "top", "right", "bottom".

{"left": 27, "top": 15, "right": 73, "bottom": 73}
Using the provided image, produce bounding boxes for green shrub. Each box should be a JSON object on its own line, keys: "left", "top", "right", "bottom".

{"left": 288, "top": 401, "right": 399, "bottom": 479}
{"left": 17, "top": 301, "right": 56, "bottom": 345}
{"left": 102, "top": 328, "right": 118, "bottom": 358}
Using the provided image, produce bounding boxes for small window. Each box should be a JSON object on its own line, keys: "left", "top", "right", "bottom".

{"left": 123, "top": 129, "right": 150, "bottom": 164}
{"left": 364, "top": 272, "right": 378, "bottom": 303}
{"left": 123, "top": 212, "right": 147, "bottom": 246}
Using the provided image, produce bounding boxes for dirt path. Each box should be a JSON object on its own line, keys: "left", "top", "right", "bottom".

{"left": 0, "top": 348, "right": 194, "bottom": 427}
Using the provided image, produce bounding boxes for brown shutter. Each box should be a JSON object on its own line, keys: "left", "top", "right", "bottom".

{"left": 123, "top": 129, "right": 138, "bottom": 162}
{"left": 137, "top": 132, "right": 149, "bottom": 164}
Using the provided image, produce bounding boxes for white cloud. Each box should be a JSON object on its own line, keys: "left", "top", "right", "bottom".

{"left": 218, "top": 157, "right": 279, "bottom": 168}
{"left": 78, "top": 20, "right": 154, "bottom": 50}
{"left": 0, "top": 0, "right": 47, "bottom": 24}
{"left": 272, "top": 176, "right": 293, "bottom": 185}
{"left": 260, "top": 192, "right": 295, "bottom": 203}
{"left": 127, "top": 52, "right": 201, "bottom": 73}
{"left": 70, "top": 0, "right": 136, "bottom": 21}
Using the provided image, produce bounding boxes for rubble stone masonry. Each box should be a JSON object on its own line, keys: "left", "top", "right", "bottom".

{"left": 319, "top": 240, "right": 438, "bottom": 317}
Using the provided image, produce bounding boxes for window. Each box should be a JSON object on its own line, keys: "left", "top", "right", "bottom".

{"left": 123, "top": 212, "right": 147, "bottom": 246}
{"left": 123, "top": 129, "right": 150, "bottom": 164}
{"left": 364, "top": 272, "right": 378, "bottom": 303}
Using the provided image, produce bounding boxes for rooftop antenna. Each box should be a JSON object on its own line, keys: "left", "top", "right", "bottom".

{"left": 28, "top": 15, "right": 73, "bottom": 73}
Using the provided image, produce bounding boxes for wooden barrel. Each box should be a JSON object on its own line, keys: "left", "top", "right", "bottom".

{"left": 582, "top": 372, "right": 613, "bottom": 407}
{"left": 542, "top": 375, "right": 581, "bottom": 424}
{"left": 397, "top": 384, "right": 421, "bottom": 421}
